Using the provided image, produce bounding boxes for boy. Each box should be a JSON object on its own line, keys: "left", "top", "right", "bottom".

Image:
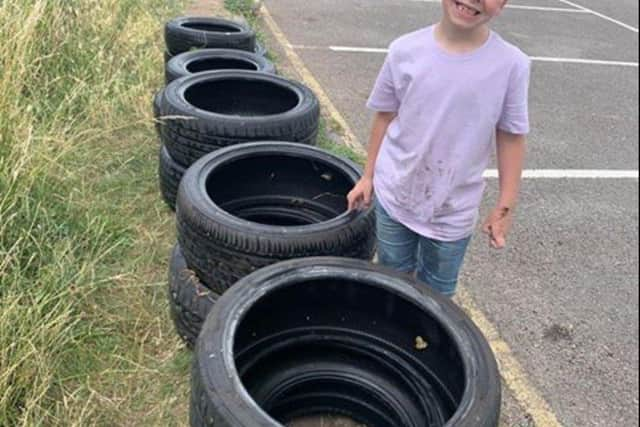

{"left": 347, "top": 0, "right": 530, "bottom": 297}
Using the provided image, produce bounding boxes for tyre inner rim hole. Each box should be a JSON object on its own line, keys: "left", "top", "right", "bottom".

{"left": 206, "top": 155, "right": 353, "bottom": 226}
{"left": 186, "top": 58, "right": 258, "bottom": 73}
{"left": 234, "top": 279, "right": 466, "bottom": 427}
{"left": 181, "top": 22, "right": 241, "bottom": 33}
{"left": 185, "top": 79, "right": 299, "bottom": 115}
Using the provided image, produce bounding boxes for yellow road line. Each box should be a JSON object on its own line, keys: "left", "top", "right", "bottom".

{"left": 457, "top": 289, "right": 563, "bottom": 427}
{"left": 260, "top": 4, "right": 562, "bottom": 425}
{"left": 260, "top": 4, "right": 366, "bottom": 157}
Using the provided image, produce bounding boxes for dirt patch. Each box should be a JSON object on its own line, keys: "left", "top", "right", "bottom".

{"left": 543, "top": 323, "right": 575, "bottom": 342}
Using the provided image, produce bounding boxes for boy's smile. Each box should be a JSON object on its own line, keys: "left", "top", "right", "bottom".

{"left": 442, "top": 0, "right": 506, "bottom": 30}
{"left": 453, "top": 1, "right": 482, "bottom": 19}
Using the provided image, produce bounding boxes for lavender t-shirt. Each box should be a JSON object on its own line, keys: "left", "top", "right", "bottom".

{"left": 368, "top": 26, "right": 531, "bottom": 241}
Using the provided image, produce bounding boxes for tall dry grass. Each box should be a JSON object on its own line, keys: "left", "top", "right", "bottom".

{"left": 0, "top": 1, "right": 191, "bottom": 425}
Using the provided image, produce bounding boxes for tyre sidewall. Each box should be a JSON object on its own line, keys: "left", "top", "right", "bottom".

{"left": 162, "top": 71, "right": 319, "bottom": 139}
{"left": 168, "top": 244, "right": 219, "bottom": 347}
{"left": 159, "top": 145, "right": 186, "bottom": 210}
{"left": 165, "top": 17, "right": 256, "bottom": 55}
{"left": 176, "top": 142, "right": 374, "bottom": 251}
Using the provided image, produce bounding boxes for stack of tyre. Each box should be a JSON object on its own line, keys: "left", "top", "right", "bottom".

{"left": 155, "top": 16, "right": 501, "bottom": 427}
{"left": 154, "top": 16, "right": 376, "bottom": 344}
{"left": 156, "top": 16, "right": 318, "bottom": 211}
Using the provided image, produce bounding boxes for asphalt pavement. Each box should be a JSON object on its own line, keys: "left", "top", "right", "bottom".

{"left": 262, "top": 0, "right": 639, "bottom": 425}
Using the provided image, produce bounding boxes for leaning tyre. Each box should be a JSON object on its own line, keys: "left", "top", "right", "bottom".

{"left": 190, "top": 257, "right": 501, "bottom": 427}
{"left": 176, "top": 142, "right": 376, "bottom": 293}
{"left": 168, "top": 244, "right": 219, "bottom": 347}
{"left": 165, "top": 49, "right": 276, "bottom": 84}
{"left": 160, "top": 71, "right": 319, "bottom": 166}
{"left": 158, "top": 145, "right": 186, "bottom": 211}
{"left": 165, "top": 16, "right": 255, "bottom": 56}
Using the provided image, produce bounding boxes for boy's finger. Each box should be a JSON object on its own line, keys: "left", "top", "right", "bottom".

{"left": 348, "top": 193, "right": 362, "bottom": 212}
{"left": 491, "top": 230, "right": 506, "bottom": 249}
{"left": 346, "top": 194, "right": 355, "bottom": 211}
{"left": 363, "top": 192, "right": 372, "bottom": 208}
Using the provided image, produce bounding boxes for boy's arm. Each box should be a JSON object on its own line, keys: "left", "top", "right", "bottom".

{"left": 347, "top": 111, "right": 396, "bottom": 211}
{"left": 482, "top": 129, "right": 526, "bottom": 249}
{"left": 496, "top": 129, "right": 526, "bottom": 209}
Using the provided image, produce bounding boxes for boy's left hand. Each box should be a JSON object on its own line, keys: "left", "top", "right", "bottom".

{"left": 482, "top": 206, "right": 513, "bottom": 249}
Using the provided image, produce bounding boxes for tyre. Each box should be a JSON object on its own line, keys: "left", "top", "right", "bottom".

{"left": 158, "top": 145, "right": 186, "bottom": 211}
{"left": 159, "top": 70, "right": 319, "bottom": 166}
{"left": 168, "top": 244, "right": 219, "bottom": 347}
{"left": 159, "top": 123, "right": 318, "bottom": 167}
{"left": 190, "top": 257, "right": 501, "bottom": 427}
{"left": 165, "top": 49, "right": 276, "bottom": 84}
{"left": 175, "top": 142, "right": 376, "bottom": 293}
{"left": 165, "top": 16, "right": 255, "bottom": 56}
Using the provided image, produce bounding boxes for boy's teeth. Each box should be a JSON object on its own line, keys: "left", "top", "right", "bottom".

{"left": 456, "top": 2, "right": 478, "bottom": 16}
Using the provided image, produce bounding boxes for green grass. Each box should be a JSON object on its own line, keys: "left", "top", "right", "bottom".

{"left": 224, "top": 0, "right": 258, "bottom": 23}
{"left": 316, "top": 120, "right": 366, "bottom": 166}
{"left": 0, "top": 1, "right": 192, "bottom": 425}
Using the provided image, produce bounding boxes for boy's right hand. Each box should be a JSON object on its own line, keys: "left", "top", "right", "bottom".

{"left": 347, "top": 177, "right": 374, "bottom": 211}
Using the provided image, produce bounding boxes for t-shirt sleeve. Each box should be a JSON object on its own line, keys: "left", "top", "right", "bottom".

{"left": 366, "top": 54, "right": 400, "bottom": 112}
{"left": 498, "top": 57, "right": 531, "bottom": 135}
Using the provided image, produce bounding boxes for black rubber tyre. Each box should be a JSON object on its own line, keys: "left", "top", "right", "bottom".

{"left": 159, "top": 70, "right": 319, "bottom": 167}
{"left": 190, "top": 257, "right": 501, "bottom": 427}
{"left": 168, "top": 244, "right": 219, "bottom": 347}
{"left": 159, "top": 145, "right": 186, "bottom": 211}
{"left": 159, "top": 123, "right": 318, "bottom": 167}
{"left": 165, "top": 49, "right": 276, "bottom": 84}
{"left": 175, "top": 142, "right": 376, "bottom": 293}
{"left": 165, "top": 16, "right": 255, "bottom": 56}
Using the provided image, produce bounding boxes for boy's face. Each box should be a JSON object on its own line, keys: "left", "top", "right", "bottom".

{"left": 441, "top": 0, "right": 507, "bottom": 30}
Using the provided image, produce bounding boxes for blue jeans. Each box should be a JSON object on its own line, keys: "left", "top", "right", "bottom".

{"left": 375, "top": 202, "right": 471, "bottom": 297}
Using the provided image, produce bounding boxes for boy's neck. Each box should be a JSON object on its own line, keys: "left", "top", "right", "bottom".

{"left": 434, "top": 20, "right": 491, "bottom": 54}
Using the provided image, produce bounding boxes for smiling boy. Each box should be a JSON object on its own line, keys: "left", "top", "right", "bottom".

{"left": 347, "top": 0, "right": 531, "bottom": 296}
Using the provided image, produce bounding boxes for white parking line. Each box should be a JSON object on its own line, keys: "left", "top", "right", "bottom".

{"left": 529, "top": 56, "right": 638, "bottom": 67}
{"left": 496, "top": 5, "right": 585, "bottom": 13}
{"left": 484, "top": 170, "right": 640, "bottom": 179}
{"left": 556, "top": 0, "right": 639, "bottom": 33}
{"left": 329, "top": 46, "right": 388, "bottom": 53}
{"left": 292, "top": 45, "right": 640, "bottom": 67}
